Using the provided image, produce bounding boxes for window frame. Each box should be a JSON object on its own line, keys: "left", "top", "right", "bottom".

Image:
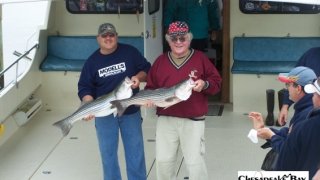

{"left": 66, "top": 0, "right": 144, "bottom": 14}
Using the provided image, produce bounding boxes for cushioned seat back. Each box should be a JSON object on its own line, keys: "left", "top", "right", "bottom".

{"left": 40, "top": 36, "right": 144, "bottom": 71}
{"left": 48, "top": 36, "right": 99, "bottom": 60}
{"left": 232, "top": 37, "right": 320, "bottom": 74}
{"left": 234, "top": 37, "right": 320, "bottom": 62}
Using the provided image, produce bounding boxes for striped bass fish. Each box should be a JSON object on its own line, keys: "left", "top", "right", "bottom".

{"left": 110, "top": 78, "right": 195, "bottom": 116}
{"left": 53, "top": 77, "right": 133, "bottom": 136}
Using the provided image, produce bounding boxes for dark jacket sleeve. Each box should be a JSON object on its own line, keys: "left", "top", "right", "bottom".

{"left": 78, "top": 61, "right": 96, "bottom": 100}
{"left": 276, "top": 126, "right": 301, "bottom": 171}
{"left": 132, "top": 47, "right": 151, "bottom": 73}
{"left": 270, "top": 127, "right": 289, "bottom": 153}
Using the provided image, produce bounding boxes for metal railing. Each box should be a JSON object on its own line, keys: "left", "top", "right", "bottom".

{"left": 0, "top": 43, "right": 39, "bottom": 90}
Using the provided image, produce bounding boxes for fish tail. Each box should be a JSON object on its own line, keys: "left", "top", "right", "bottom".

{"left": 110, "top": 100, "right": 128, "bottom": 117}
{"left": 53, "top": 118, "right": 72, "bottom": 137}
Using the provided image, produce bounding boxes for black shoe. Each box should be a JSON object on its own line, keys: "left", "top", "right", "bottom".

{"left": 265, "top": 114, "right": 274, "bottom": 126}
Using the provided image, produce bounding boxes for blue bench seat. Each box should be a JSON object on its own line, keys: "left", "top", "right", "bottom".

{"left": 232, "top": 37, "right": 320, "bottom": 74}
{"left": 40, "top": 36, "right": 144, "bottom": 72}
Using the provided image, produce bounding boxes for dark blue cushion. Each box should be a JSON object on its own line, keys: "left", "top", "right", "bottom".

{"left": 232, "top": 37, "right": 320, "bottom": 74}
{"left": 47, "top": 36, "right": 98, "bottom": 61}
{"left": 40, "top": 55, "right": 85, "bottom": 72}
{"left": 232, "top": 61, "right": 297, "bottom": 74}
{"left": 40, "top": 36, "right": 144, "bottom": 71}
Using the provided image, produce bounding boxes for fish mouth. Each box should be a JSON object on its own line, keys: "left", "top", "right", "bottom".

{"left": 124, "top": 77, "right": 134, "bottom": 86}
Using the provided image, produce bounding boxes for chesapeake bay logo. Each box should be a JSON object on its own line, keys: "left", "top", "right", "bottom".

{"left": 98, "top": 62, "right": 126, "bottom": 77}
{"left": 238, "top": 171, "right": 308, "bottom": 180}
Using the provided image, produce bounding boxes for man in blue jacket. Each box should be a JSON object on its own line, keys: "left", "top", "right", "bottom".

{"left": 278, "top": 47, "right": 320, "bottom": 126}
{"left": 276, "top": 77, "right": 320, "bottom": 179}
{"left": 164, "top": 0, "right": 221, "bottom": 52}
{"left": 78, "top": 23, "right": 151, "bottom": 180}
{"left": 249, "top": 66, "right": 316, "bottom": 153}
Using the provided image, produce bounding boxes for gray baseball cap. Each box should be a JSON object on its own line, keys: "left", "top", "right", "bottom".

{"left": 98, "top": 23, "right": 117, "bottom": 35}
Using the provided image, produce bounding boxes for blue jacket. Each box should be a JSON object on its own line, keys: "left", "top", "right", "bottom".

{"left": 78, "top": 43, "right": 151, "bottom": 114}
{"left": 269, "top": 94, "right": 313, "bottom": 153}
{"left": 164, "top": 0, "right": 221, "bottom": 39}
{"left": 283, "top": 47, "right": 320, "bottom": 106}
{"left": 276, "top": 108, "right": 320, "bottom": 179}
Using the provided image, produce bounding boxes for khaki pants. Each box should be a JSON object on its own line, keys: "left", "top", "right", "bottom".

{"left": 156, "top": 116, "right": 208, "bottom": 180}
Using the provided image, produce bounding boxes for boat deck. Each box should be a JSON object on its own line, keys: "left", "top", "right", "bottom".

{"left": 0, "top": 104, "right": 270, "bottom": 180}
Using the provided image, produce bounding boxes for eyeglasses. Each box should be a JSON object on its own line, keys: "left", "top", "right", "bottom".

{"left": 101, "top": 33, "right": 116, "bottom": 38}
{"left": 170, "top": 36, "right": 186, "bottom": 43}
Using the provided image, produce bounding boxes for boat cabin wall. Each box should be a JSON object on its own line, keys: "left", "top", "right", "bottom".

{"left": 47, "top": 0, "right": 144, "bottom": 36}
{"left": 230, "top": 0, "right": 320, "bottom": 113}
{"left": 0, "top": 0, "right": 146, "bottom": 145}
{"left": 35, "top": 0, "right": 145, "bottom": 109}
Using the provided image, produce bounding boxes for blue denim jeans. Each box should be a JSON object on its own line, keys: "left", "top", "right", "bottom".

{"left": 95, "top": 111, "right": 146, "bottom": 180}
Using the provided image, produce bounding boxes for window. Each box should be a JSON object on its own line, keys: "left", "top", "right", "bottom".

{"left": 66, "top": 0, "right": 143, "bottom": 14}
{"left": 148, "top": 0, "right": 159, "bottom": 15}
{"left": 1, "top": 1, "right": 46, "bottom": 94}
{"left": 240, "top": 0, "right": 320, "bottom": 14}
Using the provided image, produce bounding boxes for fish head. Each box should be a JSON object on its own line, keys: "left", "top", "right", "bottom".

{"left": 115, "top": 76, "right": 133, "bottom": 100}
{"left": 174, "top": 78, "right": 196, "bottom": 101}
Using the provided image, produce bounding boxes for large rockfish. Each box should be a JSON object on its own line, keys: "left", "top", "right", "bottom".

{"left": 110, "top": 78, "right": 195, "bottom": 116}
{"left": 53, "top": 77, "right": 133, "bottom": 136}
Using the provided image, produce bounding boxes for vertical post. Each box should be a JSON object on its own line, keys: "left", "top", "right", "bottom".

{"left": 266, "top": 89, "right": 275, "bottom": 126}
{"left": 276, "top": 89, "right": 286, "bottom": 126}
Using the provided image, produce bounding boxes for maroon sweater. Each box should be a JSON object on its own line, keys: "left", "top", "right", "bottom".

{"left": 145, "top": 49, "right": 222, "bottom": 118}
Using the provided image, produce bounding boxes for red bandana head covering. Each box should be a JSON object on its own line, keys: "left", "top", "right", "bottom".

{"left": 167, "top": 21, "right": 189, "bottom": 37}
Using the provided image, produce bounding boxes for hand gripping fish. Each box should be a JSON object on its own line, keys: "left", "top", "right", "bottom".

{"left": 53, "top": 77, "right": 133, "bottom": 136}
{"left": 110, "top": 77, "right": 196, "bottom": 117}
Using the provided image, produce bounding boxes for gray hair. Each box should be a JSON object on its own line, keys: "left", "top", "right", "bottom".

{"left": 165, "top": 32, "right": 193, "bottom": 43}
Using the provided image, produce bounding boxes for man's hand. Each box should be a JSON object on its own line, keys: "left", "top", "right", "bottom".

{"left": 257, "top": 127, "right": 275, "bottom": 140}
{"left": 313, "top": 169, "right": 320, "bottom": 180}
{"left": 193, "top": 79, "right": 205, "bottom": 92}
{"left": 131, "top": 76, "right": 140, "bottom": 89}
{"left": 278, "top": 104, "right": 289, "bottom": 126}
{"left": 144, "top": 99, "right": 156, "bottom": 108}
{"left": 248, "top": 112, "right": 265, "bottom": 130}
{"left": 81, "top": 95, "right": 95, "bottom": 121}
{"left": 83, "top": 114, "right": 95, "bottom": 121}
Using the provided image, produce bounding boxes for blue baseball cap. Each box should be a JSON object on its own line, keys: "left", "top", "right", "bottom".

{"left": 278, "top": 66, "right": 316, "bottom": 86}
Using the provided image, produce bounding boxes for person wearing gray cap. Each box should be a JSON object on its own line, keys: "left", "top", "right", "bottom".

{"left": 276, "top": 76, "right": 320, "bottom": 179}
{"left": 248, "top": 66, "right": 316, "bottom": 170}
{"left": 78, "top": 23, "right": 150, "bottom": 180}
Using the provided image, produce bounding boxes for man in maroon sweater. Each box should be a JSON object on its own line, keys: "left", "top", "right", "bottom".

{"left": 145, "top": 21, "right": 222, "bottom": 180}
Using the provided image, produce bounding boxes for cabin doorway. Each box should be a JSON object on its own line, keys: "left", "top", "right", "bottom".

{"left": 161, "top": 0, "right": 230, "bottom": 103}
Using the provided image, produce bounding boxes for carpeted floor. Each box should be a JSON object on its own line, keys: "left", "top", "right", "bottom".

{"left": 206, "top": 104, "right": 224, "bottom": 116}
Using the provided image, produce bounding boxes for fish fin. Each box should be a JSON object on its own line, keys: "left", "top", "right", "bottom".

{"left": 113, "top": 110, "right": 117, "bottom": 117}
{"left": 165, "top": 97, "right": 177, "bottom": 102}
{"left": 110, "top": 100, "right": 128, "bottom": 117}
{"left": 53, "top": 118, "right": 72, "bottom": 137}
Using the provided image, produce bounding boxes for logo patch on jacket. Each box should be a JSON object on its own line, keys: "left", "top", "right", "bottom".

{"left": 98, "top": 62, "right": 126, "bottom": 77}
